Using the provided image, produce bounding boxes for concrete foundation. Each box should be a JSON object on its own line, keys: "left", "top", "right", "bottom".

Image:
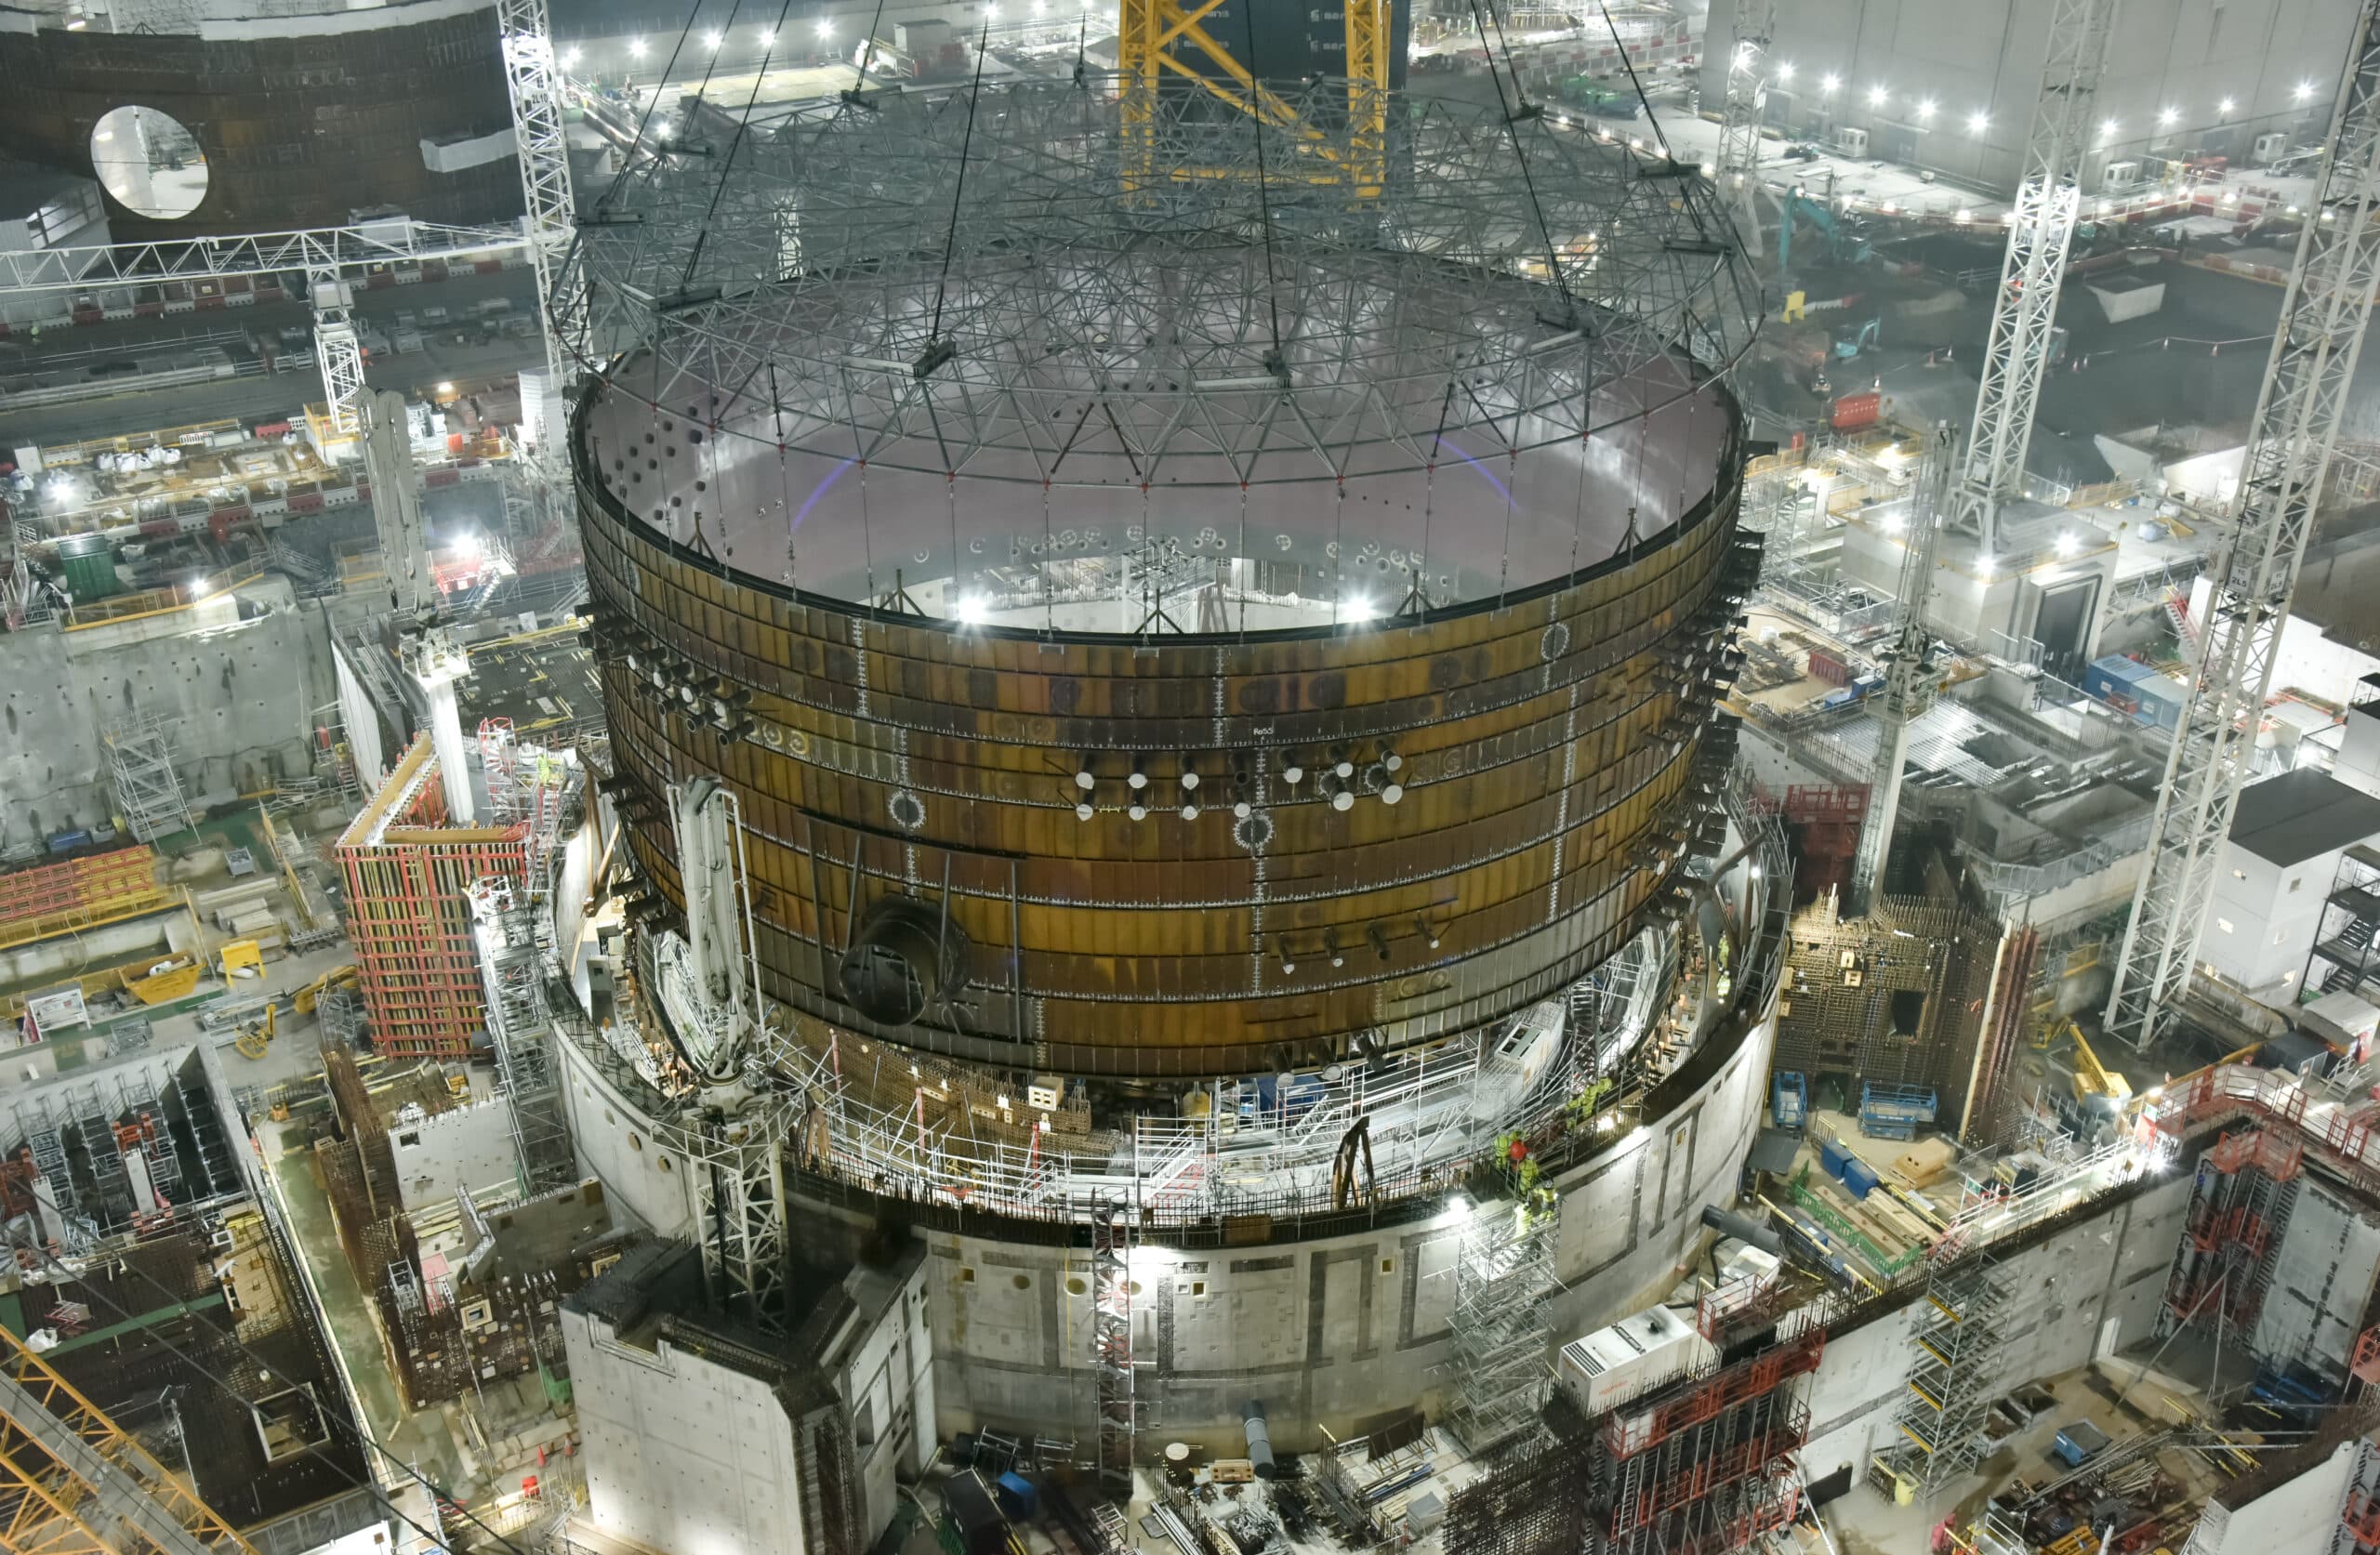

{"left": 557, "top": 997, "right": 1778, "bottom": 1455}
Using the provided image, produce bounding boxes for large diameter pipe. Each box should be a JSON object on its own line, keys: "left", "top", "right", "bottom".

{"left": 1243, "top": 1399, "right": 1276, "bottom": 1479}
{"left": 1700, "top": 1203, "right": 1782, "bottom": 1256}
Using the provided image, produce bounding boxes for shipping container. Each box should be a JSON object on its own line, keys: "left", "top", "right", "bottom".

{"left": 2083, "top": 654, "right": 2153, "bottom": 705}
{"left": 1831, "top": 389, "right": 1883, "bottom": 430}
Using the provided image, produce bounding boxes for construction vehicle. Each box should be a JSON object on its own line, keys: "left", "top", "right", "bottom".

{"left": 1555, "top": 74, "right": 1642, "bottom": 119}
{"left": 232, "top": 1000, "right": 278, "bottom": 1061}
{"left": 2064, "top": 1020, "right": 2134, "bottom": 1114}
{"left": 293, "top": 963, "right": 359, "bottom": 1016}
{"left": 1778, "top": 190, "right": 1871, "bottom": 271}
{"left": 232, "top": 965, "right": 360, "bottom": 1060}
{"left": 1832, "top": 316, "right": 1882, "bottom": 361}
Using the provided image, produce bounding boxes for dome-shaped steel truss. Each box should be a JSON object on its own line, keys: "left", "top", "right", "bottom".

{"left": 561, "top": 75, "right": 1760, "bottom": 626}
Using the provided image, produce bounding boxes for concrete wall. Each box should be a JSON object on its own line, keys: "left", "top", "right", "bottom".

{"left": 2252, "top": 1176, "right": 2380, "bottom": 1380}
{"left": 2188, "top": 1438, "right": 2369, "bottom": 1555}
{"left": 880, "top": 1007, "right": 1777, "bottom": 1454}
{"left": 0, "top": 579, "right": 332, "bottom": 844}
{"left": 564, "top": 1305, "right": 811, "bottom": 1555}
{"left": 554, "top": 1030, "right": 698, "bottom": 1240}
{"left": 390, "top": 1098, "right": 521, "bottom": 1212}
{"left": 825, "top": 1261, "right": 935, "bottom": 1545}
{"left": 556, "top": 963, "right": 1778, "bottom": 1455}
{"left": 1800, "top": 1170, "right": 2192, "bottom": 1487}
{"left": 564, "top": 1252, "right": 933, "bottom": 1555}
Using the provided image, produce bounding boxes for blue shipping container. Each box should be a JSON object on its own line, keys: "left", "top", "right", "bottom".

{"left": 2084, "top": 654, "right": 2153, "bottom": 704}
{"left": 2133, "top": 673, "right": 2188, "bottom": 731}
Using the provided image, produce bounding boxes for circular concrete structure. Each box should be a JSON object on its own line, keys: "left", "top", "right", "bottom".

{"left": 567, "top": 75, "right": 1779, "bottom": 1449}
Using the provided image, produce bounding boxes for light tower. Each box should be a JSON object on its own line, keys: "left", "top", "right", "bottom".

{"left": 1714, "top": 0, "right": 1777, "bottom": 244}
{"left": 1945, "top": 0, "right": 2119, "bottom": 558}
{"left": 2106, "top": 0, "right": 2380, "bottom": 1048}
{"left": 1848, "top": 425, "right": 1959, "bottom": 915}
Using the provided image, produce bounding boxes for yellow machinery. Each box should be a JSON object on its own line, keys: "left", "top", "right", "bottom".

{"left": 292, "top": 964, "right": 357, "bottom": 1017}
{"left": 0, "top": 1318, "right": 260, "bottom": 1554}
{"left": 232, "top": 966, "right": 359, "bottom": 1060}
{"left": 2065, "top": 1021, "right": 2135, "bottom": 1114}
{"left": 232, "top": 1002, "right": 277, "bottom": 1061}
{"left": 1117, "top": 0, "right": 1395, "bottom": 197}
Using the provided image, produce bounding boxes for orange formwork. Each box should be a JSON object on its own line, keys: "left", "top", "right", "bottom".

{"left": 335, "top": 734, "right": 527, "bottom": 1059}
{"left": 0, "top": 844, "right": 173, "bottom": 953}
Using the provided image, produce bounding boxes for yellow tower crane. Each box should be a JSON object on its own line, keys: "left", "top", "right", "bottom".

{"left": 0, "top": 1321, "right": 259, "bottom": 1555}
{"left": 1117, "top": 0, "right": 1395, "bottom": 197}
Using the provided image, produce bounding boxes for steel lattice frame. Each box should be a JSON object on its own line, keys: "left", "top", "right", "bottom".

{"left": 102, "top": 717, "right": 192, "bottom": 845}
{"left": 496, "top": 0, "right": 578, "bottom": 455}
{"left": 1713, "top": 0, "right": 1775, "bottom": 244}
{"left": 1947, "top": 0, "right": 2117, "bottom": 554}
{"left": 555, "top": 73, "right": 1761, "bottom": 500}
{"left": 689, "top": 1100, "right": 790, "bottom": 1333}
{"left": 468, "top": 876, "right": 575, "bottom": 1195}
{"left": 2107, "top": 0, "right": 2380, "bottom": 1048}
{"left": 0, "top": 1319, "right": 258, "bottom": 1555}
{"left": 1848, "top": 426, "right": 1956, "bottom": 914}
{"left": 1091, "top": 1193, "right": 1134, "bottom": 1488}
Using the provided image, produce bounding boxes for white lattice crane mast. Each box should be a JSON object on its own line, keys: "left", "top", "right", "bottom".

{"left": 496, "top": 0, "right": 578, "bottom": 462}
{"left": 1714, "top": 0, "right": 1776, "bottom": 244}
{"left": 1947, "top": 0, "right": 2117, "bottom": 557}
{"left": 2106, "top": 0, "right": 2380, "bottom": 1048}
{"left": 1848, "top": 424, "right": 1959, "bottom": 916}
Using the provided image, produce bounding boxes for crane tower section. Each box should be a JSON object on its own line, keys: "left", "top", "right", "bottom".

{"left": 1714, "top": 0, "right": 1776, "bottom": 244}
{"left": 1947, "top": 0, "right": 2117, "bottom": 557}
{"left": 2107, "top": 0, "right": 2380, "bottom": 1048}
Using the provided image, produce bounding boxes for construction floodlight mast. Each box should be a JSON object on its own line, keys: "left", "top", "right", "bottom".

{"left": 496, "top": 0, "right": 578, "bottom": 454}
{"left": 1848, "top": 423, "right": 1958, "bottom": 916}
{"left": 2106, "top": 0, "right": 2380, "bottom": 1049}
{"left": 1946, "top": 0, "right": 2118, "bottom": 557}
{"left": 1714, "top": 0, "right": 1776, "bottom": 244}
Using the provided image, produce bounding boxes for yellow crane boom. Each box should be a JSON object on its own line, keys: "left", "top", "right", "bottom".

{"left": 0, "top": 1320, "right": 259, "bottom": 1555}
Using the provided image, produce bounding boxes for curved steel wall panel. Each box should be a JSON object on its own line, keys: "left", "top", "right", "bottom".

{"left": 577, "top": 388, "right": 1751, "bottom": 1078}
{"left": 0, "top": 5, "right": 518, "bottom": 240}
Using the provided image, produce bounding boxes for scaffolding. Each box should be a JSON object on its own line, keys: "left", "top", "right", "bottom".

{"left": 336, "top": 734, "right": 530, "bottom": 1058}
{"left": 1591, "top": 1330, "right": 1822, "bottom": 1555}
{"left": 468, "top": 876, "right": 574, "bottom": 1196}
{"left": 2160, "top": 1128, "right": 2307, "bottom": 1348}
{"left": 1880, "top": 1230, "right": 2010, "bottom": 1491}
{"left": 1091, "top": 1192, "right": 1134, "bottom": 1490}
{"left": 103, "top": 716, "right": 193, "bottom": 844}
{"left": 1446, "top": 1196, "right": 1560, "bottom": 1456}
{"left": 478, "top": 718, "right": 521, "bottom": 823}
{"left": 685, "top": 1092, "right": 791, "bottom": 1335}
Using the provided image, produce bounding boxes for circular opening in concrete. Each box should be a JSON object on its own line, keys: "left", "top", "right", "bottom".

{"left": 91, "top": 106, "right": 208, "bottom": 219}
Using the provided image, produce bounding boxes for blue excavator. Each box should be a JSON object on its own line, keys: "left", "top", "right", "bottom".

{"left": 1778, "top": 191, "right": 1872, "bottom": 270}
